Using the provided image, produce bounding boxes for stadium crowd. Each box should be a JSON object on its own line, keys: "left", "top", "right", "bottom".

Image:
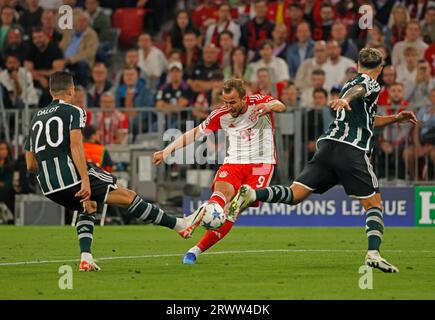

{"left": 0, "top": 0, "right": 434, "bottom": 221}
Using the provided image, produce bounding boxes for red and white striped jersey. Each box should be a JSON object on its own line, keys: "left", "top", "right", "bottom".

{"left": 199, "top": 94, "right": 277, "bottom": 164}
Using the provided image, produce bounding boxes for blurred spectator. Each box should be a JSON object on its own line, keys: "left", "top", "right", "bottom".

{"left": 166, "top": 9, "right": 199, "bottom": 55}
{"left": 218, "top": 30, "right": 235, "bottom": 69}
{"left": 156, "top": 61, "right": 192, "bottom": 113}
{"left": 181, "top": 30, "right": 202, "bottom": 78}
{"left": 223, "top": 46, "right": 252, "bottom": 83}
{"left": 267, "top": 0, "right": 292, "bottom": 26}
{"left": 87, "top": 62, "right": 112, "bottom": 107}
{"left": 240, "top": 0, "right": 274, "bottom": 55}
{"left": 341, "top": 66, "right": 358, "bottom": 85}
{"left": 305, "top": 88, "right": 328, "bottom": 159}
{"left": 73, "top": 85, "right": 92, "bottom": 110}
{"left": 366, "top": 24, "right": 388, "bottom": 51}
{"left": 60, "top": 9, "right": 99, "bottom": 87}
{"left": 85, "top": 0, "right": 111, "bottom": 63}
{"left": 18, "top": 0, "right": 42, "bottom": 36}
{"left": 295, "top": 40, "right": 327, "bottom": 91}
{"left": 251, "top": 40, "right": 289, "bottom": 87}
{"left": 0, "top": 53, "right": 38, "bottom": 108}
{"left": 187, "top": 43, "right": 221, "bottom": 96}
{"left": 392, "top": 20, "right": 429, "bottom": 66}
{"left": 377, "top": 82, "right": 411, "bottom": 179}
{"left": 311, "top": 3, "right": 334, "bottom": 41}
{"left": 406, "top": 0, "right": 432, "bottom": 20}
{"left": 83, "top": 125, "right": 113, "bottom": 172}
{"left": 192, "top": 0, "right": 218, "bottom": 31}
{"left": 385, "top": 3, "right": 410, "bottom": 50}
{"left": 114, "top": 48, "right": 140, "bottom": 87}
{"left": 330, "top": 20, "right": 358, "bottom": 62}
{"left": 334, "top": 0, "right": 358, "bottom": 28}
{"left": 323, "top": 40, "right": 355, "bottom": 91}
{"left": 96, "top": 92, "right": 128, "bottom": 145}
{"left": 24, "top": 27, "right": 64, "bottom": 106}
{"left": 406, "top": 59, "right": 435, "bottom": 108}
{"left": 374, "top": 0, "right": 398, "bottom": 26}
{"left": 403, "top": 87, "right": 435, "bottom": 180}
{"left": 286, "top": 3, "right": 305, "bottom": 44}
{"left": 0, "top": 6, "right": 17, "bottom": 51}
{"left": 300, "top": 68, "right": 325, "bottom": 108}
{"left": 205, "top": 2, "right": 241, "bottom": 47}
{"left": 424, "top": 43, "right": 435, "bottom": 76}
{"left": 272, "top": 23, "right": 288, "bottom": 60}
{"left": 421, "top": 5, "right": 435, "bottom": 44}
{"left": 137, "top": 32, "right": 168, "bottom": 91}
{"left": 280, "top": 81, "right": 300, "bottom": 109}
{"left": 253, "top": 67, "right": 278, "bottom": 97}
{"left": 85, "top": 0, "right": 111, "bottom": 43}
{"left": 39, "top": 0, "right": 63, "bottom": 10}
{"left": 2, "top": 26, "right": 26, "bottom": 64}
{"left": 285, "top": 21, "right": 314, "bottom": 79}
{"left": 0, "top": 140, "right": 14, "bottom": 216}
{"left": 378, "top": 65, "right": 397, "bottom": 106}
{"left": 115, "top": 66, "right": 153, "bottom": 109}
{"left": 396, "top": 46, "right": 419, "bottom": 89}
{"left": 41, "top": 9, "right": 62, "bottom": 44}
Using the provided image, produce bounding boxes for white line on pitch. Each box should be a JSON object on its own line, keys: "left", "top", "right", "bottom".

{"left": 0, "top": 248, "right": 432, "bottom": 267}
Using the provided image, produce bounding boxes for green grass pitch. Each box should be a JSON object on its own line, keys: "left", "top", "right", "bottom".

{"left": 0, "top": 226, "right": 434, "bottom": 300}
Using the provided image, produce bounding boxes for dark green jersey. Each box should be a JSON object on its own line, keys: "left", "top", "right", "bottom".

{"left": 24, "top": 99, "right": 86, "bottom": 195}
{"left": 318, "top": 73, "right": 380, "bottom": 152}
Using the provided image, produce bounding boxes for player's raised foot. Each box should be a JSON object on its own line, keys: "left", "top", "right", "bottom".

{"left": 228, "top": 185, "right": 256, "bottom": 221}
{"left": 365, "top": 251, "right": 399, "bottom": 273}
{"left": 79, "top": 259, "right": 101, "bottom": 272}
{"left": 178, "top": 204, "right": 207, "bottom": 239}
{"left": 182, "top": 252, "right": 197, "bottom": 265}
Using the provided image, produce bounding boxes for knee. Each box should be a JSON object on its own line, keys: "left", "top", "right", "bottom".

{"left": 84, "top": 201, "right": 97, "bottom": 214}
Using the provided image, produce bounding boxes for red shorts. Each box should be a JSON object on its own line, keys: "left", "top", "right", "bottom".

{"left": 212, "top": 163, "right": 275, "bottom": 207}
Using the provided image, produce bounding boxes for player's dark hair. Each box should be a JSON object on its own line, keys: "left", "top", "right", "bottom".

{"left": 49, "top": 71, "right": 74, "bottom": 94}
{"left": 223, "top": 78, "right": 246, "bottom": 98}
{"left": 358, "top": 48, "right": 383, "bottom": 70}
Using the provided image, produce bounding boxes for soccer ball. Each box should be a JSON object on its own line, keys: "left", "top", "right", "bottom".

{"left": 200, "top": 203, "right": 226, "bottom": 230}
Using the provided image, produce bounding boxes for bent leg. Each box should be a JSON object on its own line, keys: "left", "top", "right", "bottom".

{"left": 77, "top": 201, "right": 98, "bottom": 262}
{"left": 359, "top": 193, "right": 384, "bottom": 252}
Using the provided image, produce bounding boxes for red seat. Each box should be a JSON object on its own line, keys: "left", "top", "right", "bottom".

{"left": 112, "top": 8, "right": 146, "bottom": 47}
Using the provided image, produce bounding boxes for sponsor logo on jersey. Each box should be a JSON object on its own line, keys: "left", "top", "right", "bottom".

{"left": 219, "top": 170, "right": 228, "bottom": 178}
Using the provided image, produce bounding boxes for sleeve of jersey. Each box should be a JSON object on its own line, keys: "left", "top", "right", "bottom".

{"left": 360, "top": 76, "right": 380, "bottom": 97}
{"left": 70, "top": 107, "right": 87, "bottom": 130}
{"left": 252, "top": 94, "right": 278, "bottom": 104}
{"left": 199, "top": 111, "right": 222, "bottom": 135}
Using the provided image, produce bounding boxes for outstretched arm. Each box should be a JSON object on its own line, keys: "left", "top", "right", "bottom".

{"left": 153, "top": 126, "right": 203, "bottom": 165}
{"left": 331, "top": 84, "right": 366, "bottom": 112}
{"left": 252, "top": 99, "right": 286, "bottom": 117}
{"left": 374, "top": 110, "right": 418, "bottom": 128}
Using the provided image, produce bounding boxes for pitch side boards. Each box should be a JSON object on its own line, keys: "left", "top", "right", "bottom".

{"left": 184, "top": 186, "right": 435, "bottom": 227}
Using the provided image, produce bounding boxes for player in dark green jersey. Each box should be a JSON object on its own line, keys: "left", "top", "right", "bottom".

{"left": 228, "top": 48, "right": 418, "bottom": 273}
{"left": 25, "top": 71, "right": 204, "bottom": 271}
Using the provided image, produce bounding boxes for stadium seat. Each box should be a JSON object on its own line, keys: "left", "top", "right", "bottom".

{"left": 112, "top": 8, "right": 146, "bottom": 47}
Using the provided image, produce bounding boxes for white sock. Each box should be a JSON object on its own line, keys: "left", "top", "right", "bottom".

{"left": 81, "top": 252, "right": 93, "bottom": 262}
{"left": 367, "top": 250, "right": 380, "bottom": 256}
{"left": 188, "top": 246, "right": 202, "bottom": 257}
{"left": 173, "top": 218, "right": 186, "bottom": 232}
